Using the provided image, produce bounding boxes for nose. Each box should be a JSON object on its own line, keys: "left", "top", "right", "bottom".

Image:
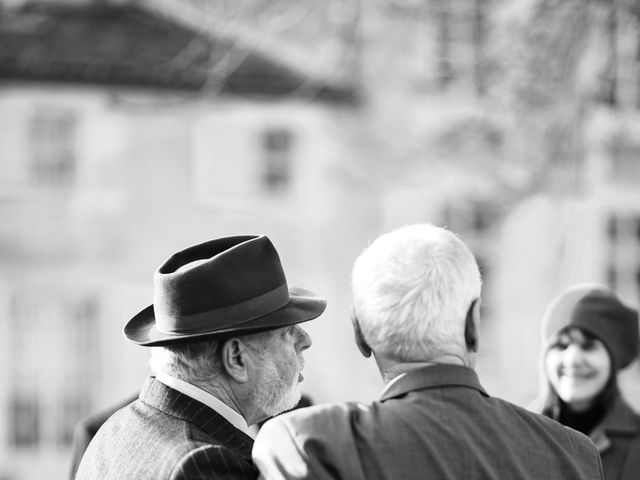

{"left": 562, "top": 343, "right": 585, "bottom": 366}
{"left": 295, "top": 325, "right": 312, "bottom": 352}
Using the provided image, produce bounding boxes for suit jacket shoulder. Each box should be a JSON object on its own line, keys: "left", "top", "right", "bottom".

{"left": 254, "top": 403, "right": 369, "bottom": 480}
{"left": 490, "top": 396, "right": 603, "bottom": 459}
{"left": 253, "top": 365, "right": 603, "bottom": 480}
{"left": 77, "top": 378, "right": 257, "bottom": 480}
{"left": 69, "top": 393, "right": 139, "bottom": 479}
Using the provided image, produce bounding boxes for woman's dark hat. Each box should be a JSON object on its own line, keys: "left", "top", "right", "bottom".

{"left": 541, "top": 283, "right": 639, "bottom": 370}
{"left": 124, "top": 235, "right": 327, "bottom": 346}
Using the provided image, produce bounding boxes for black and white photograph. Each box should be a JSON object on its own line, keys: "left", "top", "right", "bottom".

{"left": 1, "top": 0, "right": 639, "bottom": 478}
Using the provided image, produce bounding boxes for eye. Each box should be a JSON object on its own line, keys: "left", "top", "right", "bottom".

{"left": 551, "top": 341, "right": 570, "bottom": 351}
{"left": 581, "top": 340, "right": 597, "bottom": 350}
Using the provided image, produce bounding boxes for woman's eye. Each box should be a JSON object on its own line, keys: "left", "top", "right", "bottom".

{"left": 581, "top": 341, "right": 596, "bottom": 350}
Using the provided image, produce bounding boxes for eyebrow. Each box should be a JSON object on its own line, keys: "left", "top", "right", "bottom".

{"left": 554, "top": 330, "right": 595, "bottom": 346}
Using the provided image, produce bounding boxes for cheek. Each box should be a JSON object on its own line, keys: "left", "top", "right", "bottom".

{"left": 544, "top": 352, "right": 561, "bottom": 382}
{"left": 278, "top": 346, "right": 300, "bottom": 380}
{"left": 285, "top": 356, "right": 297, "bottom": 375}
{"left": 590, "top": 353, "right": 612, "bottom": 386}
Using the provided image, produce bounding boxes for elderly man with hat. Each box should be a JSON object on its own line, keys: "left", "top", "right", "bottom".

{"left": 534, "top": 283, "right": 640, "bottom": 480}
{"left": 76, "top": 235, "right": 326, "bottom": 480}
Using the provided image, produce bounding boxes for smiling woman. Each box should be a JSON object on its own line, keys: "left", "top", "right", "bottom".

{"left": 533, "top": 284, "right": 640, "bottom": 480}
{"left": 545, "top": 328, "right": 612, "bottom": 415}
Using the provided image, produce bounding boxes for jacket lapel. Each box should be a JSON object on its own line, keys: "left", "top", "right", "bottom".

{"left": 590, "top": 394, "right": 639, "bottom": 453}
{"left": 139, "top": 377, "right": 254, "bottom": 455}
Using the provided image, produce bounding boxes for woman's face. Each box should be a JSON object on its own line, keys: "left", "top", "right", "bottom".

{"left": 545, "top": 327, "right": 612, "bottom": 411}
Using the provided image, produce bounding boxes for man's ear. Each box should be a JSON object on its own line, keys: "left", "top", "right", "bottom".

{"left": 351, "top": 311, "right": 372, "bottom": 358}
{"left": 464, "top": 298, "right": 481, "bottom": 353}
{"left": 221, "top": 338, "right": 249, "bottom": 383}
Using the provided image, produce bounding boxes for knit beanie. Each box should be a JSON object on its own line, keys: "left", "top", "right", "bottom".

{"left": 541, "top": 283, "right": 639, "bottom": 370}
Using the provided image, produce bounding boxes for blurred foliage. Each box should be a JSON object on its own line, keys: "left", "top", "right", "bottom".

{"left": 162, "top": 0, "right": 640, "bottom": 196}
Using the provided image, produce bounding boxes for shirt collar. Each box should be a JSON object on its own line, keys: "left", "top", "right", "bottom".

{"left": 380, "top": 372, "right": 408, "bottom": 398}
{"left": 155, "top": 373, "right": 258, "bottom": 439}
{"left": 379, "top": 364, "right": 488, "bottom": 401}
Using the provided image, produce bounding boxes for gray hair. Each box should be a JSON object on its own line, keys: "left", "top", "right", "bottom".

{"left": 149, "top": 339, "right": 223, "bottom": 384}
{"left": 351, "top": 224, "right": 482, "bottom": 361}
{"left": 149, "top": 331, "right": 275, "bottom": 384}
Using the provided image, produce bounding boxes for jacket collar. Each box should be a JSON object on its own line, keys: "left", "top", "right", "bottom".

{"left": 600, "top": 394, "right": 639, "bottom": 434}
{"left": 139, "top": 376, "right": 254, "bottom": 453}
{"left": 380, "top": 364, "right": 488, "bottom": 402}
{"left": 590, "top": 394, "right": 639, "bottom": 452}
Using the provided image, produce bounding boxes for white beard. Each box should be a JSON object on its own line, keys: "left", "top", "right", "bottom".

{"left": 253, "top": 359, "right": 302, "bottom": 417}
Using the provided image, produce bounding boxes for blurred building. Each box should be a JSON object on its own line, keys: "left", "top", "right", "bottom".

{"left": 342, "top": 0, "right": 640, "bottom": 408}
{"left": 351, "top": 0, "right": 522, "bottom": 398}
{"left": 0, "top": 1, "right": 365, "bottom": 478}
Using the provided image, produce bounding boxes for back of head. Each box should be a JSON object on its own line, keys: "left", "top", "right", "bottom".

{"left": 351, "top": 224, "right": 482, "bottom": 361}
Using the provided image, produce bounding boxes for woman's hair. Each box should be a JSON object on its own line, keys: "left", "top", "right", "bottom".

{"left": 351, "top": 224, "right": 482, "bottom": 361}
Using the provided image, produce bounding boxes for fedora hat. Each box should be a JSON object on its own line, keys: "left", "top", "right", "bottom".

{"left": 124, "top": 235, "right": 326, "bottom": 346}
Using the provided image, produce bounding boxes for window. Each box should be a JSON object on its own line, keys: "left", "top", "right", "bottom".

{"left": 599, "top": 2, "right": 618, "bottom": 107}
{"left": 607, "top": 215, "right": 618, "bottom": 241}
{"left": 606, "top": 131, "right": 640, "bottom": 183}
{"left": 8, "top": 293, "right": 40, "bottom": 449}
{"left": 606, "top": 214, "right": 640, "bottom": 305}
{"left": 441, "top": 201, "right": 496, "bottom": 235}
{"left": 9, "top": 395, "right": 40, "bottom": 448}
{"left": 431, "top": 0, "right": 489, "bottom": 94}
{"left": 57, "top": 395, "right": 90, "bottom": 446}
{"left": 594, "top": 1, "right": 639, "bottom": 108}
{"left": 262, "top": 128, "right": 293, "bottom": 192}
{"left": 441, "top": 200, "right": 498, "bottom": 324}
{"left": 435, "top": 0, "right": 454, "bottom": 89}
{"left": 29, "top": 108, "right": 77, "bottom": 189}
{"left": 472, "top": 0, "right": 488, "bottom": 96}
{"left": 8, "top": 288, "right": 99, "bottom": 449}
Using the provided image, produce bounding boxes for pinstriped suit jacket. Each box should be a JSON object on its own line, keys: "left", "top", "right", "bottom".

{"left": 76, "top": 377, "right": 258, "bottom": 480}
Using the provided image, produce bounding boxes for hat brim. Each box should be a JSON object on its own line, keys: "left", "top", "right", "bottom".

{"left": 124, "top": 286, "right": 327, "bottom": 346}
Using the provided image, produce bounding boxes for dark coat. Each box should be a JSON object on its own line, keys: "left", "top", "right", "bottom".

{"left": 253, "top": 364, "right": 603, "bottom": 480}
{"left": 590, "top": 394, "right": 640, "bottom": 480}
{"left": 76, "top": 377, "right": 258, "bottom": 480}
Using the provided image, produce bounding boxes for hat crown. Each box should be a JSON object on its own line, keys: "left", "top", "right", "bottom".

{"left": 154, "top": 235, "right": 286, "bottom": 318}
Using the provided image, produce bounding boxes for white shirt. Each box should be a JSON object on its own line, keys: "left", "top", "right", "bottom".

{"left": 155, "top": 372, "right": 259, "bottom": 439}
{"left": 379, "top": 372, "right": 407, "bottom": 398}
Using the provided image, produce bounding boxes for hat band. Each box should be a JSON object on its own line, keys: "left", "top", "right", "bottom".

{"left": 155, "top": 284, "right": 290, "bottom": 335}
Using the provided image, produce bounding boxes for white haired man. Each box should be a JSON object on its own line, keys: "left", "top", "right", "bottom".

{"left": 76, "top": 235, "right": 326, "bottom": 480}
{"left": 253, "top": 224, "right": 603, "bottom": 480}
